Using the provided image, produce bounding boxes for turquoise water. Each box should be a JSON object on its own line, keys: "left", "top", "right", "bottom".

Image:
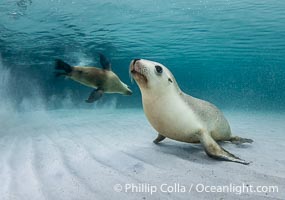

{"left": 0, "top": 2, "right": 285, "bottom": 199}
{"left": 0, "top": 0, "right": 285, "bottom": 110}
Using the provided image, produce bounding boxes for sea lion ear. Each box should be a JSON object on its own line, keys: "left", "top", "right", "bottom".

{"left": 168, "top": 78, "right": 173, "bottom": 83}
{"left": 99, "top": 53, "right": 112, "bottom": 71}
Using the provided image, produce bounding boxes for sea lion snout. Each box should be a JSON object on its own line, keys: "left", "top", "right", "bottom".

{"left": 129, "top": 59, "right": 137, "bottom": 73}
{"left": 130, "top": 59, "right": 150, "bottom": 76}
{"left": 129, "top": 59, "right": 149, "bottom": 86}
{"left": 133, "top": 58, "right": 141, "bottom": 65}
{"left": 130, "top": 58, "right": 142, "bottom": 73}
{"left": 124, "top": 83, "right": 133, "bottom": 95}
{"left": 125, "top": 89, "right": 133, "bottom": 95}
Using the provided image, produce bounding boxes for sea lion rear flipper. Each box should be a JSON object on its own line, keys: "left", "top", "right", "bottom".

{"left": 55, "top": 59, "right": 72, "bottom": 74}
{"left": 153, "top": 134, "right": 166, "bottom": 144}
{"left": 199, "top": 131, "right": 250, "bottom": 165}
{"left": 99, "top": 53, "right": 111, "bottom": 71}
{"left": 229, "top": 136, "right": 253, "bottom": 145}
{"left": 85, "top": 89, "right": 104, "bottom": 103}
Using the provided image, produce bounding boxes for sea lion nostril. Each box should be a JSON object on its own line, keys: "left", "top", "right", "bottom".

{"left": 133, "top": 58, "right": 141, "bottom": 65}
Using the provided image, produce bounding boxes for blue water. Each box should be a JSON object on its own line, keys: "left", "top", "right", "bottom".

{"left": 0, "top": 2, "right": 285, "bottom": 199}
{"left": 0, "top": 0, "right": 285, "bottom": 110}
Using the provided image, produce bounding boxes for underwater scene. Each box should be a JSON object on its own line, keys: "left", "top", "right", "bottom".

{"left": 0, "top": 0, "right": 284, "bottom": 199}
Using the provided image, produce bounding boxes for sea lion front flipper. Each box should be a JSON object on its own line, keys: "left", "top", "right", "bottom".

{"left": 153, "top": 134, "right": 166, "bottom": 144}
{"left": 85, "top": 89, "right": 104, "bottom": 103}
{"left": 99, "top": 53, "right": 111, "bottom": 71}
{"left": 199, "top": 131, "right": 250, "bottom": 165}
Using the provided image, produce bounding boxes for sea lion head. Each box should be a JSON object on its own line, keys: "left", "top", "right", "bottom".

{"left": 129, "top": 59, "right": 179, "bottom": 95}
{"left": 119, "top": 81, "right": 133, "bottom": 95}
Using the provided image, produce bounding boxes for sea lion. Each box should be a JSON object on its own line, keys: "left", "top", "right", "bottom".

{"left": 130, "top": 58, "right": 253, "bottom": 165}
{"left": 55, "top": 54, "right": 132, "bottom": 103}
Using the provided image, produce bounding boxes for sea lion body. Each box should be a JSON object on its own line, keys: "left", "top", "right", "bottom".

{"left": 130, "top": 59, "right": 253, "bottom": 165}
{"left": 70, "top": 66, "right": 130, "bottom": 94}
{"left": 143, "top": 92, "right": 231, "bottom": 143}
{"left": 55, "top": 54, "right": 132, "bottom": 102}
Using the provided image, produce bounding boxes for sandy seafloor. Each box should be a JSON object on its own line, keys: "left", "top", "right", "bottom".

{"left": 0, "top": 108, "right": 284, "bottom": 200}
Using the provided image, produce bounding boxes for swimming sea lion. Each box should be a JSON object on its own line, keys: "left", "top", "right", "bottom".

{"left": 55, "top": 54, "right": 132, "bottom": 103}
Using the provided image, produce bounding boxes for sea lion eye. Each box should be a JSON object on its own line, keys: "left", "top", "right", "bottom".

{"left": 155, "top": 65, "right": 163, "bottom": 74}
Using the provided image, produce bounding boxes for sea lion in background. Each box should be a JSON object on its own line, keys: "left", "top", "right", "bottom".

{"left": 130, "top": 59, "right": 253, "bottom": 165}
{"left": 55, "top": 54, "right": 132, "bottom": 103}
